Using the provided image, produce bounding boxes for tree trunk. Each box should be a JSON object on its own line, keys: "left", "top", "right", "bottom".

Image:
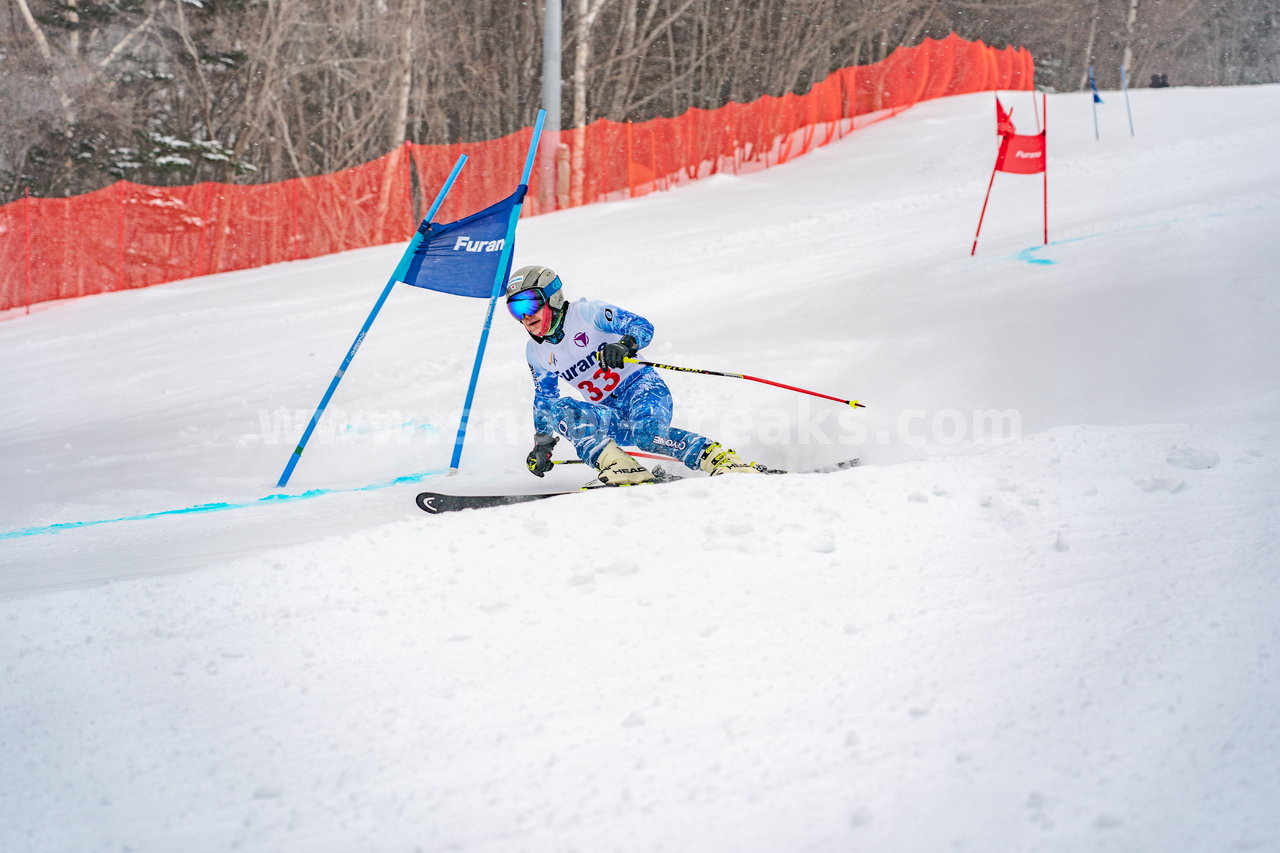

{"left": 13, "top": 0, "right": 75, "bottom": 125}
{"left": 390, "top": 0, "right": 414, "bottom": 153}
{"left": 1079, "top": 0, "right": 1101, "bottom": 90}
{"left": 571, "top": 0, "right": 611, "bottom": 207}
{"left": 1122, "top": 0, "right": 1141, "bottom": 78}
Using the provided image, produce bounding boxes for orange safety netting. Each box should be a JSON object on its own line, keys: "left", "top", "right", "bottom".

{"left": 0, "top": 34, "right": 1032, "bottom": 312}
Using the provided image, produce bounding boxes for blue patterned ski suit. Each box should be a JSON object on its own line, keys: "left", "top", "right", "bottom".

{"left": 526, "top": 299, "right": 712, "bottom": 470}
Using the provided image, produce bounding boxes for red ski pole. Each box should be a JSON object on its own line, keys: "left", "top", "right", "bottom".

{"left": 625, "top": 358, "right": 865, "bottom": 409}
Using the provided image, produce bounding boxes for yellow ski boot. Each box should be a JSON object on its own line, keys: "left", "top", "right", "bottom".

{"left": 698, "top": 443, "right": 762, "bottom": 476}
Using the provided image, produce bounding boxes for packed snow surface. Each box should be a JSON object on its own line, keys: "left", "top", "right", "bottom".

{"left": 3, "top": 86, "right": 1279, "bottom": 852}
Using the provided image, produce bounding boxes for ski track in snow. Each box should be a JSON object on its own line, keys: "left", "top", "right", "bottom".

{"left": 2, "top": 86, "right": 1280, "bottom": 852}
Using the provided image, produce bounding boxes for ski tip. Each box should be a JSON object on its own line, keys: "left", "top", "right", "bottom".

{"left": 752, "top": 457, "right": 861, "bottom": 475}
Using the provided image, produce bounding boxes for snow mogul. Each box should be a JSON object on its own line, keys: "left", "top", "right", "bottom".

{"left": 505, "top": 265, "right": 759, "bottom": 486}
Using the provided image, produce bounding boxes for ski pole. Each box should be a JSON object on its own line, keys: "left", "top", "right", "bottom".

{"left": 624, "top": 358, "right": 865, "bottom": 409}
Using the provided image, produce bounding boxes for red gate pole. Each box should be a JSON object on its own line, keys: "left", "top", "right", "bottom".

{"left": 23, "top": 186, "right": 31, "bottom": 314}
{"left": 1042, "top": 93, "right": 1049, "bottom": 245}
{"left": 626, "top": 122, "right": 636, "bottom": 198}
{"left": 117, "top": 182, "right": 126, "bottom": 291}
{"left": 970, "top": 163, "right": 999, "bottom": 256}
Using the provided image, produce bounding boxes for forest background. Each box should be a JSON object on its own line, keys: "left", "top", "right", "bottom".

{"left": 3, "top": 0, "right": 1277, "bottom": 204}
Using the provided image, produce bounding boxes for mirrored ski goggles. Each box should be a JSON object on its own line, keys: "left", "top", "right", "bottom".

{"left": 505, "top": 279, "right": 560, "bottom": 319}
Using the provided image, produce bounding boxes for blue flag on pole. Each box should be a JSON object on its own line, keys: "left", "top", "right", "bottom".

{"left": 1089, "top": 66, "right": 1104, "bottom": 104}
{"left": 394, "top": 185, "right": 528, "bottom": 298}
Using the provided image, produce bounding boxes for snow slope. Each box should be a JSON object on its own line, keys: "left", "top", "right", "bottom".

{"left": 2, "top": 85, "right": 1279, "bottom": 852}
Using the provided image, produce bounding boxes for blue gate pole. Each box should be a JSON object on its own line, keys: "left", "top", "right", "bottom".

{"left": 276, "top": 154, "right": 468, "bottom": 488}
{"left": 1089, "top": 66, "right": 1101, "bottom": 141}
{"left": 1121, "top": 65, "right": 1135, "bottom": 136}
{"left": 448, "top": 110, "right": 546, "bottom": 473}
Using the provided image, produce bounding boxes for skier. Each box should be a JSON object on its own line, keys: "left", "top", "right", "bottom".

{"left": 505, "top": 264, "right": 760, "bottom": 486}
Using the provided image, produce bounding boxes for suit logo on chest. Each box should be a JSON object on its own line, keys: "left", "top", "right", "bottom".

{"left": 573, "top": 332, "right": 590, "bottom": 348}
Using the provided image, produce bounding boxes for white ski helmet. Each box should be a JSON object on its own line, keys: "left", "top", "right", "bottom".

{"left": 506, "top": 265, "right": 567, "bottom": 338}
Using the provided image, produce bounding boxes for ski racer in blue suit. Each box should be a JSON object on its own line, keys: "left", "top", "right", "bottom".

{"left": 505, "top": 265, "right": 760, "bottom": 486}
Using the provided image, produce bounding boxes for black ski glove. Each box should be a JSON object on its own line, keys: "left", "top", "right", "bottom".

{"left": 597, "top": 335, "right": 639, "bottom": 370}
{"left": 526, "top": 433, "right": 558, "bottom": 477}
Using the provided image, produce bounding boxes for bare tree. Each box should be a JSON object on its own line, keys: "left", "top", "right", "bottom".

{"left": 2, "top": 0, "right": 1277, "bottom": 203}
{"left": 390, "top": 0, "right": 415, "bottom": 153}
{"left": 569, "top": 0, "right": 611, "bottom": 204}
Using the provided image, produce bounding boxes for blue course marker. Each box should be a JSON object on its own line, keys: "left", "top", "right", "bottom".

{"left": 0, "top": 469, "right": 446, "bottom": 541}
{"left": 1015, "top": 245, "right": 1057, "bottom": 265}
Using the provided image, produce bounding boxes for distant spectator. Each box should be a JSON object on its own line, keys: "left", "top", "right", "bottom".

{"left": 1150, "top": 73, "right": 1170, "bottom": 88}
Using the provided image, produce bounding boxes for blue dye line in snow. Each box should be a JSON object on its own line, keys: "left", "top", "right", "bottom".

{"left": 1010, "top": 208, "right": 1246, "bottom": 266}
{"left": 0, "top": 469, "right": 447, "bottom": 541}
{"left": 1012, "top": 229, "right": 1142, "bottom": 266}
{"left": 1015, "top": 244, "right": 1058, "bottom": 265}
